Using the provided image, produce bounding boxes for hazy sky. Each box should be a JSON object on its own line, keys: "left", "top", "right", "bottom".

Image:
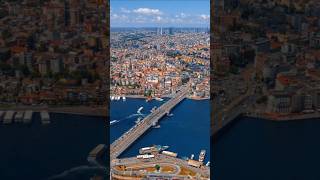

{"left": 110, "top": 0, "right": 210, "bottom": 27}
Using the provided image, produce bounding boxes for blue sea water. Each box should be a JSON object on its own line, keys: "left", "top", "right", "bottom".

{"left": 0, "top": 113, "right": 106, "bottom": 180}
{"left": 213, "top": 117, "right": 320, "bottom": 180}
{"left": 110, "top": 98, "right": 210, "bottom": 162}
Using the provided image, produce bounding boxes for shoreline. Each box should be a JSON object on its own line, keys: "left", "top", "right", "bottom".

{"left": 245, "top": 111, "right": 320, "bottom": 121}
{"left": 111, "top": 95, "right": 209, "bottom": 101}
{"left": 213, "top": 110, "right": 320, "bottom": 136}
{"left": 0, "top": 106, "right": 107, "bottom": 117}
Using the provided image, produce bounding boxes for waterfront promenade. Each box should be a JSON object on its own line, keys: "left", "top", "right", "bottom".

{"left": 110, "top": 83, "right": 190, "bottom": 160}
{"left": 111, "top": 154, "right": 210, "bottom": 179}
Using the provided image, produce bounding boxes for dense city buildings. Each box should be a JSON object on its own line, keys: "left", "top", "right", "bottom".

{"left": 0, "top": 0, "right": 108, "bottom": 108}
{"left": 111, "top": 27, "right": 210, "bottom": 100}
{"left": 110, "top": 1, "right": 210, "bottom": 179}
{"left": 212, "top": 0, "right": 320, "bottom": 134}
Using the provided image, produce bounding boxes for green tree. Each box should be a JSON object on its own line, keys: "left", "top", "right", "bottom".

{"left": 155, "top": 164, "right": 160, "bottom": 172}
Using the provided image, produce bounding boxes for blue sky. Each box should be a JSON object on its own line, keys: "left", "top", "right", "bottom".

{"left": 111, "top": 0, "right": 210, "bottom": 27}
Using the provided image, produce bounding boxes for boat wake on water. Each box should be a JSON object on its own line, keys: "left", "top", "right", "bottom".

{"left": 110, "top": 113, "right": 146, "bottom": 126}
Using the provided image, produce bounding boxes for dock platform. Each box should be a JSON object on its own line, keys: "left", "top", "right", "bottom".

{"left": 88, "top": 144, "right": 106, "bottom": 162}
{"left": 3, "top": 111, "right": 15, "bottom": 124}
{"left": 23, "top": 110, "right": 33, "bottom": 124}
{"left": 14, "top": 111, "right": 24, "bottom": 123}
{"left": 40, "top": 111, "right": 50, "bottom": 124}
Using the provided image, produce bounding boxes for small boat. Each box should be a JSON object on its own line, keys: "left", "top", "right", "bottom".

{"left": 198, "top": 150, "right": 206, "bottom": 162}
{"left": 206, "top": 161, "right": 210, "bottom": 166}
{"left": 190, "top": 154, "right": 194, "bottom": 160}
{"left": 135, "top": 117, "right": 142, "bottom": 124}
{"left": 139, "top": 145, "right": 169, "bottom": 154}
{"left": 110, "top": 120, "right": 117, "bottom": 125}
{"left": 137, "top": 107, "right": 143, "bottom": 114}
{"left": 150, "top": 106, "right": 157, "bottom": 113}
{"left": 153, "top": 125, "right": 161, "bottom": 128}
{"left": 122, "top": 96, "right": 126, "bottom": 101}
{"left": 155, "top": 97, "right": 164, "bottom": 101}
{"left": 111, "top": 96, "right": 115, "bottom": 101}
{"left": 146, "top": 96, "right": 152, "bottom": 102}
{"left": 167, "top": 113, "right": 173, "bottom": 117}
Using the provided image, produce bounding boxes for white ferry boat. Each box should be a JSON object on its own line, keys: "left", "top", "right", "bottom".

{"left": 206, "top": 161, "right": 210, "bottom": 166}
{"left": 155, "top": 97, "right": 164, "bottom": 101}
{"left": 135, "top": 117, "right": 142, "bottom": 124}
{"left": 150, "top": 106, "right": 157, "bottom": 113}
{"left": 110, "top": 120, "right": 117, "bottom": 125}
{"left": 137, "top": 107, "right": 143, "bottom": 114}
{"left": 198, "top": 150, "right": 206, "bottom": 162}
{"left": 190, "top": 154, "right": 194, "bottom": 160}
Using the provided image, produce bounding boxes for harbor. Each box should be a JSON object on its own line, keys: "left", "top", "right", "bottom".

{"left": 111, "top": 147, "right": 210, "bottom": 179}
{"left": 0, "top": 105, "right": 107, "bottom": 117}
{"left": 110, "top": 94, "right": 210, "bottom": 178}
{"left": 0, "top": 110, "right": 49, "bottom": 125}
{"left": 23, "top": 110, "right": 33, "bottom": 124}
{"left": 40, "top": 111, "right": 50, "bottom": 124}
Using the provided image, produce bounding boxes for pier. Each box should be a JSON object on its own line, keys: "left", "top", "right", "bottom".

{"left": 3, "top": 111, "right": 15, "bottom": 124}
{"left": 88, "top": 144, "right": 106, "bottom": 162}
{"left": 111, "top": 154, "right": 209, "bottom": 179}
{"left": 110, "top": 84, "right": 190, "bottom": 160}
{"left": 23, "top": 110, "right": 33, "bottom": 124}
{"left": 40, "top": 111, "right": 50, "bottom": 124}
{"left": 14, "top": 111, "right": 24, "bottom": 123}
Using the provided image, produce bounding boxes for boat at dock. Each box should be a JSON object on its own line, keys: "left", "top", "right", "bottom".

{"left": 137, "top": 107, "right": 143, "bottom": 114}
{"left": 198, "top": 150, "right": 206, "bottom": 162}
{"left": 145, "top": 96, "right": 152, "bottom": 102}
{"left": 14, "top": 111, "right": 24, "bottom": 123}
{"left": 155, "top": 97, "right": 164, "bottom": 101}
{"left": 139, "top": 145, "right": 169, "bottom": 154}
{"left": 23, "top": 110, "right": 33, "bottom": 124}
{"left": 0, "top": 111, "right": 4, "bottom": 122}
{"left": 40, "top": 111, "right": 50, "bottom": 125}
{"left": 150, "top": 106, "right": 157, "bottom": 113}
{"left": 135, "top": 117, "right": 142, "bottom": 124}
{"left": 3, "top": 111, "right": 15, "bottom": 124}
{"left": 122, "top": 96, "right": 126, "bottom": 101}
{"left": 190, "top": 154, "right": 194, "bottom": 160}
{"left": 153, "top": 124, "right": 161, "bottom": 128}
{"left": 167, "top": 112, "right": 173, "bottom": 116}
{"left": 162, "top": 150, "right": 178, "bottom": 157}
{"left": 111, "top": 96, "right": 115, "bottom": 101}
